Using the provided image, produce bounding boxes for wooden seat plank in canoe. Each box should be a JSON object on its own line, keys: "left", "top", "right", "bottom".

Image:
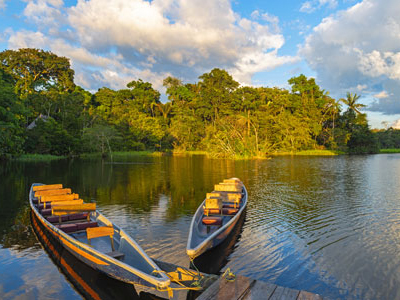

{"left": 40, "top": 193, "right": 79, "bottom": 203}
{"left": 223, "top": 178, "right": 243, "bottom": 186}
{"left": 204, "top": 197, "right": 222, "bottom": 216}
{"left": 222, "top": 208, "right": 239, "bottom": 215}
{"left": 35, "top": 188, "right": 71, "bottom": 197}
{"left": 207, "top": 192, "right": 242, "bottom": 208}
{"left": 202, "top": 216, "right": 222, "bottom": 226}
{"left": 52, "top": 203, "right": 96, "bottom": 223}
{"left": 32, "top": 184, "right": 63, "bottom": 192}
{"left": 86, "top": 226, "right": 124, "bottom": 259}
{"left": 214, "top": 183, "right": 243, "bottom": 193}
{"left": 47, "top": 211, "right": 90, "bottom": 223}
{"left": 41, "top": 199, "right": 84, "bottom": 209}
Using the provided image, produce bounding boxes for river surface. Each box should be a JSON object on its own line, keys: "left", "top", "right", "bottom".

{"left": 1, "top": 154, "right": 400, "bottom": 299}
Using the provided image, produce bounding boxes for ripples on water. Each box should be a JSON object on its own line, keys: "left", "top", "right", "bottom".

{"left": 2, "top": 155, "right": 400, "bottom": 299}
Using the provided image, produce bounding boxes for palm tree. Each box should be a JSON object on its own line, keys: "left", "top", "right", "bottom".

{"left": 156, "top": 102, "right": 173, "bottom": 121}
{"left": 339, "top": 92, "right": 366, "bottom": 114}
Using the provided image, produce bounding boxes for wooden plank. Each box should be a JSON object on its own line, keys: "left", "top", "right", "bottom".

{"left": 43, "top": 199, "right": 83, "bottom": 209}
{"left": 297, "top": 290, "right": 323, "bottom": 300}
{"left": 223, "top": 179, "right": 243, "bottom": 186}
{"left": 198, "top": 275, "right": 254, "bottom": 300}
{"left": 240, "top": 280, "right": 277, "bottom": 300}
{"left": 270, "top": 285, "right": 300, "bottom": 300}
{"left": 207, "top": 192, "right": 242, "bottom": 203}
{"left": 41, "top": 193, "right": 79, "bottom": 202}
{"left": 52, "top": 203, "right": 96, "bottom": 215}
{"left": 35, "top": 188, "right": 71, "bottom": 197}
{"left": 214, "top": 184, "right": 242, "bottom": 192}
{"left": 33, "top": 184, "right": 63, "bottom": 191}
{"left": 87, "top": 226, "right": 114, "bottom": 240}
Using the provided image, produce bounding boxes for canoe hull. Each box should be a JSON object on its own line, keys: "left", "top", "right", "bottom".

{"left": 29, "top": 183, "right": 170, "bottom": 290}
{"left": 31, "top": 209, "right": 140, "bottom": 300}
{"left": 187, "top": 184, "right": 248, "bottom": 259}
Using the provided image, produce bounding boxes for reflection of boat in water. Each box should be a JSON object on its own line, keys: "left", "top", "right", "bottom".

{"left": 29, "top": 183, "right": 170, "bottom": 296}
{"left": 187, "top": 178, "right": 247, "bottom": 259}
{"left": 31, "top": 209, "right": 140, "bottom": 299}
{"left": 190, "top": 210, "right": 246, "bottom": 275}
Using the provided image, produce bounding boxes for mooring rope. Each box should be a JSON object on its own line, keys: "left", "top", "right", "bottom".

{"left": 221, "top": 267, "right": 236, "bottom": 282}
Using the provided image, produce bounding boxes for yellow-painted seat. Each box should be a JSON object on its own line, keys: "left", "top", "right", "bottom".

{"left": 52, "top": 203, "right": 96, "bottom": 223}
{"left": 42, "top": 199, "right": 83, "bottom": 209}
{"left": 40, "top": 193, "right": 79, "bottom": 203}
{"left": 33, "top": 184, "right": 63, "bottom": 191}
{"left": 35, "top": 188, "right": 71, "bottom": 197}
{"left": 86, "top": 226, "right": 116, "bottom": 252}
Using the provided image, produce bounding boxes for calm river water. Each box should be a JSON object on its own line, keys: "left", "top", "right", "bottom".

{"left": 1, "top": 154, "right": 400, "bottom": 299}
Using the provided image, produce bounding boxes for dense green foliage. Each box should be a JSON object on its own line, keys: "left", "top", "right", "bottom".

{"left": 0, "top": 48, "right": 389, "bottom": 159}
{"left": 375, "top": 128, "right": 400, "bottom": 149}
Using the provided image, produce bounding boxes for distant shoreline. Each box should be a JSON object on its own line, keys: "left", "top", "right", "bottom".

{"left": 10, "top": 149, "right": 400, "bottom": 162}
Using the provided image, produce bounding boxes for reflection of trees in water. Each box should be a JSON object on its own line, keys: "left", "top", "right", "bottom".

{"left": 0, "top": 155, "right": 251, "bottom": 249}
{"left": 0, "top": 207, "right": 39, "bottom": 250}
{"left": 51, "top": 156, "right": 252, "bottom": 222}
{"left": 0, "top": 161, "right": 36, "bottom": 249}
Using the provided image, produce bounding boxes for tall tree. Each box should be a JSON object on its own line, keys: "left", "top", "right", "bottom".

{"left": 198, "top": 68, "right": 239, "bottom": 125}
{"left": 0, "top": 69, "right": 25, "bottom": 158}
{"left": 0, "top": 48, "right": 75, "bottom": 98}
{"left": 340, "top": 92, "right": 365, "bottom": 114}
{"left": 127, "top": 79, "right": 160, "bottom": 116}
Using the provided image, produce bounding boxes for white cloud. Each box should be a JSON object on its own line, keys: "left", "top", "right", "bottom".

{"left": 4, "top": 0, "right": 297, "bottom": 92}
{"left": 300, "top": 0, "right": 338, "bottom": 13}
{"left": 357, "top": 84, "right": 368, "bottom": 91}
{"left": 391, "top": 119, "right": 400, "bottom": 129}
{"left": 301, "top": 0, "right": 400, "bottom": 114}
{"left": 7, "top": 29, "right": 173, "bottom": 92}
{"left": 23, "top": 0, "right": 66, "bottom": 27}
{"left": 374, "top": 91, "right": 389, "bottom": 99}
{"left": 300, "top": 1, "right": 316, "bottom": 13}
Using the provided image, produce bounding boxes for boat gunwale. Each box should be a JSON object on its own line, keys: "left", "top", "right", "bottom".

{"left": 186, "top": 185, "right": 248, "bottom": 258}
{"left": 29, "top": 183, "right": 170, "bottom": 289}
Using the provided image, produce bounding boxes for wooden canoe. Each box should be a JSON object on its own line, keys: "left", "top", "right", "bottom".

{"left": 29, "top": 183, "right": 170, "bottom": 291}
{"left": 186, "top": 178, "right": 248, "bottom": 259}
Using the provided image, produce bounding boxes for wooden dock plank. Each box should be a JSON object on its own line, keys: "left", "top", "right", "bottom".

{"left": 150, "top": 258, "right": 323, "bottom": 300}
{"left": 240, "top": 280, "right": 277, "bottom": 300}
{"left": 297, "top": 290, "right": 323, "bottom": 300}
{"left": 269, "top": 285, "right": 300, "bottom": 300}
{"left": 197, "top": 275, "right": 254, "bottom": 300}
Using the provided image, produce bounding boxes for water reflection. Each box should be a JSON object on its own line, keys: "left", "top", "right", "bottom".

{"left": 2, "top": 155, "right": 400, "bottom": 299}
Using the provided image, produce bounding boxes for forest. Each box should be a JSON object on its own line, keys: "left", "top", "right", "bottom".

{"left": 0, "top": 48, "right": 398, "bottom": 159}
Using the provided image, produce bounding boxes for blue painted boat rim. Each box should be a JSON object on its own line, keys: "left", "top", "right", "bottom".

{"left": 186, "top": 183, "right": 248, "bottom": 259}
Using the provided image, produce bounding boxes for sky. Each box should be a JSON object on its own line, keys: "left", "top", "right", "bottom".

{"left": 0, "top": 0, "right": 399, "bottom": 129}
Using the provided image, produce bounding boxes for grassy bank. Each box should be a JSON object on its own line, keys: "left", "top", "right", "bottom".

{"left": 174, "top": 149, "right": 345, "bottom": 158}
{"left": 379, "top": 149, "right": 400, "bottom": 153}
{"left": 14, "top": 154, "right": 66, "bottom": 161}
{"left": 271, "top": 149, "right": 345, "bottom": 156}
{"left": 80, "top": 151, "right": 165, "bottom": 159}
{"left": 12, "top": 149, "right": 347, "bottom": 162}
{"left": 172, "top": 150, "right": 208, "bottom": 156}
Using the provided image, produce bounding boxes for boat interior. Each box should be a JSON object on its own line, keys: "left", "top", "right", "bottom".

{"left": 31, "top": 184, "right": 157, "bottom": 276}
{"left": 198, "top": 178, "right": 245, "bottom": 236}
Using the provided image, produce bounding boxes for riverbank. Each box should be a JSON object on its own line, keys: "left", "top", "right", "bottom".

{"left": 270, "top": 150, "right": 345, "bottom": 156}
{"left": 379, "top": 148, "right": 400, "bottom": 153}
{"left": 11, "top": 148, "right": 400, "bottom": 162}
{"left": 13, "top": 154, "right": 67, "bottom": 161}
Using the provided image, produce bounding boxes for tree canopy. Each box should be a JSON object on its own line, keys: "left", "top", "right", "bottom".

{"left": 0, "top": 48, "right": 386, "bottom": 159}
